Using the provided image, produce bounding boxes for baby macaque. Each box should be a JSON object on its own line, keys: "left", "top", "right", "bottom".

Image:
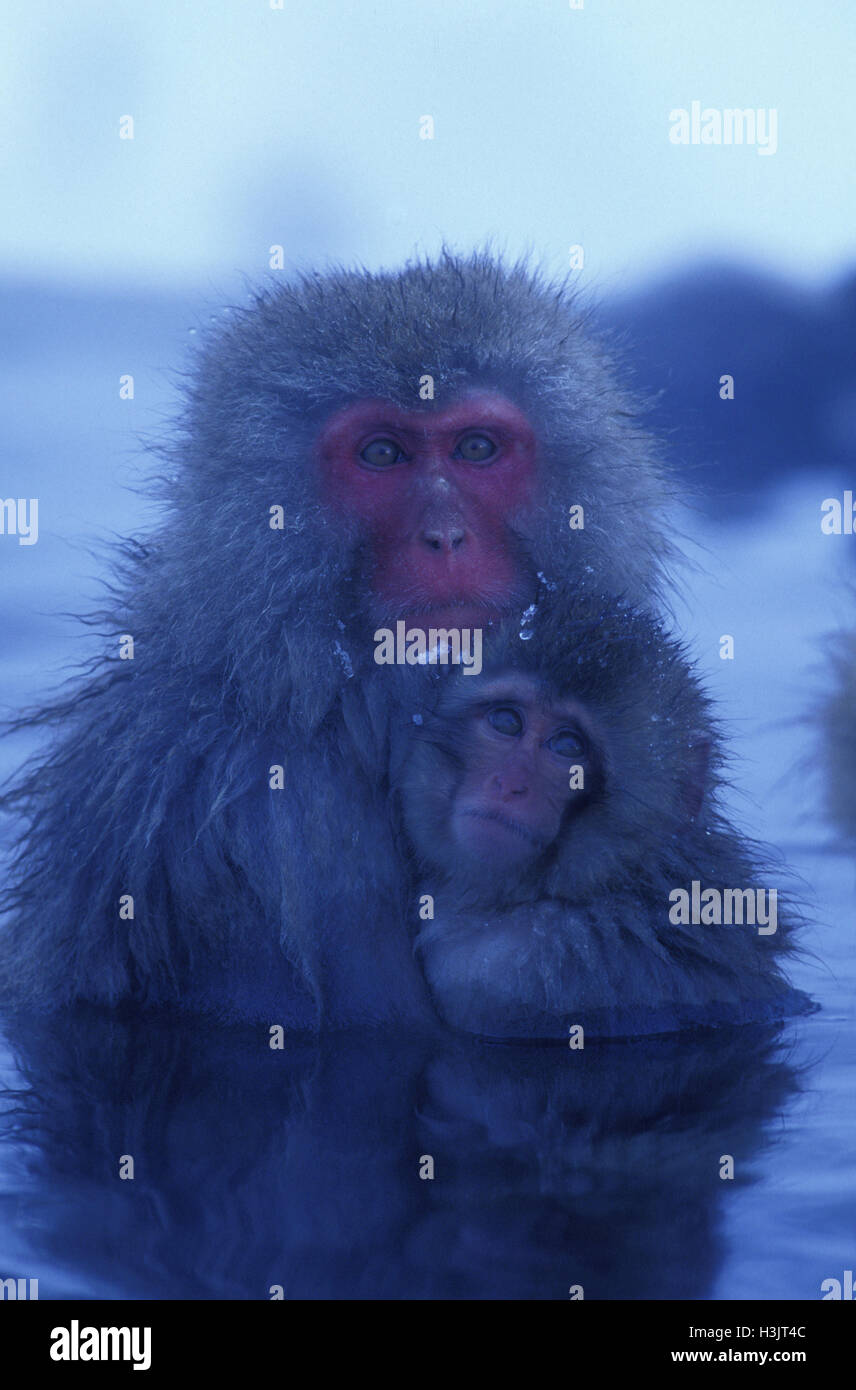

{"left": 395, "top": 595, "right": 808, "bottom": 1039}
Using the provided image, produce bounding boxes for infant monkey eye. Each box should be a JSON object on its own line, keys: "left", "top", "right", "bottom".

{"left": 486, "top": 705, "right": 523, "bottom": 737}
{"left": 359, "top": 438, "right": 407, "bottom": 468}
{"left": 455, "top": 433, "right": 496, "bottom": 463}
{"left": 546, "top": 727, "right": 587, "bottom": 759}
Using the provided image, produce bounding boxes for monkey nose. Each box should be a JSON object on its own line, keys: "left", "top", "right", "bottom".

{"left": 420, "top": 525, "right": 466, "bottom": 553}
{"left": 492, "top": 774, "right": 528, "bottom": 798}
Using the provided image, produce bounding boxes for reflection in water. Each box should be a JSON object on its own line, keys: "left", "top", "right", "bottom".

{"left": 0, "top": 1008, "right": 800, "bottom": 1300}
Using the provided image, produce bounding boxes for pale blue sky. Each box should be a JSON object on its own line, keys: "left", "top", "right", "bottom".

{"left": 3, "top": 0, "right": 854, "bottom": 291}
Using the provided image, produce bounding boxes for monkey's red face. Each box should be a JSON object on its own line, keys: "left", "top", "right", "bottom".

{"left": 451, "top": 677, "right": 600, "bottom": 869}
{"left": 317, "top": 392, "right": 539, "bottom": 628}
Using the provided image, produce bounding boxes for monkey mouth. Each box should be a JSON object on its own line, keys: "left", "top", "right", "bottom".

{"left": 458, "top": 806, "right": 547, "bottom": 849}
{"left": 404, "top": 597, "right": 508, "bottom": 622}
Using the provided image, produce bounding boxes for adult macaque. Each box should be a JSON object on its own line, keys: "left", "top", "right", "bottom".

{"left": 0, "top": 252, "right": 680, "bottom": 1023}
{"left": 396, "top": 595, "right": 808, "bottom": 1039}
{"left": 0, "top": 252, "right": 682, "bottom": 1021}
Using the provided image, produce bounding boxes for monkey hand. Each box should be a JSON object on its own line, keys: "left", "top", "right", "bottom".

{"left": 414, "top": 902, "right": 584, "bottom": 1041}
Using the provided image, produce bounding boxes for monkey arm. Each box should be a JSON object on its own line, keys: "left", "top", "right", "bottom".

{"left": 414, "top": 897, "right": 806, "bottom": 1041}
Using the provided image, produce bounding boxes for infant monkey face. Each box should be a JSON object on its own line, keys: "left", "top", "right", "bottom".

{"left": 451, "top": 676, "right": 599, "bottom": 868}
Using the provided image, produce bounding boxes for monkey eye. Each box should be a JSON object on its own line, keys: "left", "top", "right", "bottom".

{"left": 359, "top": 438, "right": 408, "bottom": 468}
{"left": 546, "top": 727, "right": 587, "bottom": 759}
{"left": 487, "top": 705, "right": 523, "bottom": 737}
{"left": 455, "top": 433, "right": 496, "bottom": 464}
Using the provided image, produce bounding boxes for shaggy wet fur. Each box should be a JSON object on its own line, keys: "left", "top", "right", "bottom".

{"left": 395, "top": 594, "right": 809, "bottom": 1038}
{"left": 1, "top": 253, "right": 687, "bottom": 1022}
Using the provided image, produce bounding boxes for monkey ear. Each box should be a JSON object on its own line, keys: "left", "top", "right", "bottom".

{"left": 682, "top": 737, "right": 712, "bottom": 822}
